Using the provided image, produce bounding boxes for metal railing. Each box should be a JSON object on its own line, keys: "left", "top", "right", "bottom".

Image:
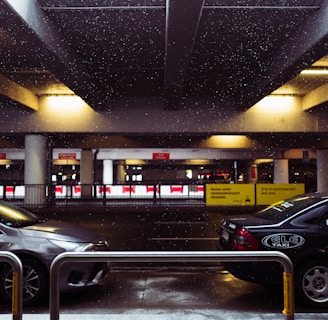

{"left": 50, "top": 251, "right": 295, "bottom": 320}
{"left": 0, "top": 251, "right": 23, "bottom": 320}
{"left": 0, "top": 183, "right": 206, "bottom": 207}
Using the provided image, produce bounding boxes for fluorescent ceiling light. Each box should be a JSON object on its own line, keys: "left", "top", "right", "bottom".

{"left": 300, "top": 69, "right": 328, "bottom": 75}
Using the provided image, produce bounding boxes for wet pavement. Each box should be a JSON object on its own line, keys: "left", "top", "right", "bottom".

{"left": 3, "top": 269, "right": 328, "bottom": 320}
{"left": 3, "top": 312, "right": 328, "bottom": 320}
{"left": 2, "top": 204, "right": 328, "bottom": 319}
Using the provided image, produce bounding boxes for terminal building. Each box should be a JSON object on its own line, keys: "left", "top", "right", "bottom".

{"left": 0, "top": 0, "right": 327, "bottom": 206}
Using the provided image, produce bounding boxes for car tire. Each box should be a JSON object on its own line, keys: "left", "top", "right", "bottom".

{"left": 296, "top": 259, "right": 328, "bottom": 308}
{"left": 0, "top": 258, "right": 48, "bottom": 306}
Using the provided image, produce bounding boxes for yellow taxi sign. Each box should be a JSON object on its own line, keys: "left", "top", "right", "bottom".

{"left": 256, "top": 184, "right": 305, "bottom": 206}
{"left": 205, "top": 183, "right": 305, "bottom": 206}
{"left": 206, "top": 184, "right": 255, "bottom": 206}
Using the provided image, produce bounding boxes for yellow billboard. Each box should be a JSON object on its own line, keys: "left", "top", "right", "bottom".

{"left": 256, "top": 184, "right": 305, "bottom": 205}
{"left": 205, "top": 183, "right": 305, "bottom": 206}
{"left": 206, "top": 184, "right": 255, "bottom": 206}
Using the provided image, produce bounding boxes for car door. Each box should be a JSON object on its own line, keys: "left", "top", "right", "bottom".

{"left": 292, "top": 204, "right": 328, "bottom": 257}
{"left": 0, "top": 225, "right": 17, "bottom": 251}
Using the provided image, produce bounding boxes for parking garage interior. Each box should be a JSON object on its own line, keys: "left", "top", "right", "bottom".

{"left": 0, "top": 1, "right": 327, "bottom": 202}
{"left": 2, "top": 2, "right": 328, "bottom": 320}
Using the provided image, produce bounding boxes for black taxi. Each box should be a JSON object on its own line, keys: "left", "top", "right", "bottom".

{"left": 218, "top": 193, "right": 328, "bottom": 308}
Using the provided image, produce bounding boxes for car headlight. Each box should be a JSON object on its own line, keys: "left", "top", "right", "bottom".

{"left": 48, "top": 239, "right": 88, "bottom": 252}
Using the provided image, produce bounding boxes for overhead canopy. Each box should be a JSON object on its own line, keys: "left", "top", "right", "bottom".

{"left": 0, "top": 0, "right": 327, "bottom": 111}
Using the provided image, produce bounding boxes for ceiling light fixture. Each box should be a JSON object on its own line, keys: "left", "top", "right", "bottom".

{"left": 300, "top": 69, "right": 328, "bottom": 75}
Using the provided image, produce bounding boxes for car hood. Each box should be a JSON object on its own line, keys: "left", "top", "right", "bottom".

{"left": 21, "top": 220, "right": 102, "bottom": 242}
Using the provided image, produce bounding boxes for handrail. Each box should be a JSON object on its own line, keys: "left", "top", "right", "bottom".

{"left": 50, "top": 251, "right": 294, "bottom": 320}
{"left": 0, "top": 251, "right": 23, "bottom": 320}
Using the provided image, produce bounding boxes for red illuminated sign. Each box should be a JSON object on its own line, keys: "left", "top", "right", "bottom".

{"left": 251, "top": 166, "right": 257, "bottom": 179}
{"left": 152, "top": 152, "right": 170, "bottom": 160}
{"left": 58, "top": 153, "right": 77, "bottom": 160}
{"left": 0, "top": 153, "right": 6, "bottom": 159}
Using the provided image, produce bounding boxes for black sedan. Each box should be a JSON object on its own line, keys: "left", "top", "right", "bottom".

{"left": 0, "top": 200, "right": 109, "bottom": 305}
{"left": 217, "top": 193, "right": 328, "bottom": 308}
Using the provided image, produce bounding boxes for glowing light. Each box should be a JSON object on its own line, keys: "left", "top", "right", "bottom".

{"left": 254, "top": 159, "right": 273, "bottom": 164}
{"left": 207, "top": 135, "right": 251, "bottom": 148}
{"left": 44, "top": 96, "right": 87, "bottom": 115}
{"left": 250, "top": 95, "right": 300, "bottom": 113}
{"left": 186, "top": 169, "right": 192, "bottom": 179}
{"left": 300, "top": 69, "right": 328, "bottom": 75}
{"left": 39, "top": 95, "right": 96, "bottom": 131}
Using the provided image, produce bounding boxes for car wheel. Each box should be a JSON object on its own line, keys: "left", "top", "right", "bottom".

{"left": 0, "top": 258, "right": 48, "bottom": 306}
{"left": 296, "top": 259, "right": 328, "bottom": 308}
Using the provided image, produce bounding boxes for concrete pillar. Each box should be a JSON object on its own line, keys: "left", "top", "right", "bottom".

{"left": 274, "top": 159, "right": 289, "bottom": 184}
{"left": 80, "top": 149, "right": 94, "bottom": 198}
{"left": 316, "top": 150, "right": 328, "bottom": 192}
{"left": 103, "top": 160, "right": 113, "bottom": 185}
{"left": 24, "top": 135, "right": 47, "bottom": 206}
{"left": 116, "top": 162, "right": 126, "bottom": 184}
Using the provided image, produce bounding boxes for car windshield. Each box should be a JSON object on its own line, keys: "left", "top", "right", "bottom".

{"left": 253, "top": 195, "right": 324, "bottom": 222}
{"left": 0, "top": 201, "right": 44, "bottom": 228}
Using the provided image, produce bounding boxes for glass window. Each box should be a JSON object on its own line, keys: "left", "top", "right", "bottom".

{"left": 0, "top": 201, "right": 43, "bottom": 228}
{"left": 253, "top": 196, "right": 326, "bottom": 222}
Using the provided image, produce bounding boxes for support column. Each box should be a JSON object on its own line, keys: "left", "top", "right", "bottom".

{"left": 24, "top": 135, "right": 47, "bottom": 206}
{"left": 274, "top": 159, "right": 289, "bottom": 184}
{"left": 116, "top": 161, "right": 126, "bottom": 184}
{"left": 317, "top": 150, "right": 328, "bottom": 192}
{"left": 103, "top": 160, "right": 113, "bottom": 185}
{"left": 80, "top": 149, "right": 94, "bottom": 198}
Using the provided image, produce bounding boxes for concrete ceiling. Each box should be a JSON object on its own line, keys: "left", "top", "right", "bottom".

{"left": 0, "top": 0, "right": 328, "bottom": 112}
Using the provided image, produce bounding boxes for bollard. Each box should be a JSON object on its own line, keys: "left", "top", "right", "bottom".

{"left": 0, "top": 251, "right": 23, "bottom": 320}
{"left": 50, "top": 251, "right": 294, "bottom": 320}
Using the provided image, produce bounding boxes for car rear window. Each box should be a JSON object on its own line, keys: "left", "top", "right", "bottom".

{"left": 253, "top": 196, "right": 322, "bottom": 222}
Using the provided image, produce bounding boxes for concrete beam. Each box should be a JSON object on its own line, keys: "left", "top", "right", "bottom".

{"left": 240, "top": 0, "right": 328, "bottom": 110}
{"left": 302, "top": 83, "right": 328, "bottom": 111}
{"left": 0, "top": 74, "right": 38, "bottom": 110}
{"left": 2, "top": 0, "right": 103, "bottom": 109}
{"left": 164, "top": 0, "right": 204, "bottom": 109}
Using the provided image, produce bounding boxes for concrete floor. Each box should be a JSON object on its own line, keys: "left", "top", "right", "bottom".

{"left": 2, "top": 311, "right": 328, "bottom": 320}
{"left": 3, "top": 206, "right": 328, "bottom": 320}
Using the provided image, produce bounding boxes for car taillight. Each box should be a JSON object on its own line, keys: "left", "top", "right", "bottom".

{"left": 232, "top": 227, "right": 260, "bottom": 250}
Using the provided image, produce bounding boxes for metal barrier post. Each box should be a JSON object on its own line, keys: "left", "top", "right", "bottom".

{"left": 50, "top": 251, "right": 294, "bottom": 320}
{"left": 0, "top": 251, "right": 23, "bottom": 320}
